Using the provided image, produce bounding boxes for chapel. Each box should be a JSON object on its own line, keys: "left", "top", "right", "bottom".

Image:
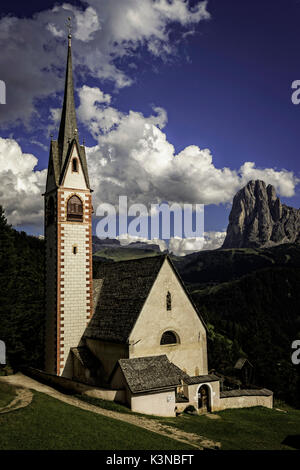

{"left": 43, "top": 32, "right": 272, "bottom": 416}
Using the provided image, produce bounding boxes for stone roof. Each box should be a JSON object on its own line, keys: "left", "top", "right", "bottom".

{"left": 85, "top": 255, "right": 166, "bottom": 343}
{"left": 186, "top": 374, "right": 220, "bottom": 385}
{"left": 85, "top": 254, "right": 207, "bottom": 344}
{"left": 118, "top": 355, "right": 191, "bottom": 394}
{"left": 220, "top": 388, "right": 273, "bottom": 398}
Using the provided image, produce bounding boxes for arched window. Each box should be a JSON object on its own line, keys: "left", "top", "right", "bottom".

{"left": 160, "top": 331, "right": 179, "bottom": 345}
{"left": 46, "top": 197, "right": 55, "bottom": 226}
{"left": 166, "top": 291, "right": 172, "bottom": 310}
{"left": 67, "top": 195, "right": 83, "bottom": 222}
{"left": 72, "top": 158, "right": 78, "bottom": 172}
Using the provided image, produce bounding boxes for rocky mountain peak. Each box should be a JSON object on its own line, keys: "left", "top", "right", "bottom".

{"left": 222, "top": 180, "right": 300, "bottom": 249}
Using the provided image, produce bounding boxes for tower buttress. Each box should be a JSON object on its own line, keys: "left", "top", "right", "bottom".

{"left": 44, "top": 31, "right": 93, "bottom": 377}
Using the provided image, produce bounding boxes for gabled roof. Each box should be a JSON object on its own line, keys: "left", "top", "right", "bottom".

{"left": 117, "top": 355, "right": 191, "bottom": 393}
{"left": 84, "top": 255, "right": 166, "bottom": 343}
{"left": 234, "top": 358, "right": 254, "bottom": 370}
{"left": 85, "top": 254, "right": 207, "bottom": 344}
{"left": 59, "top": 138, "right": 90, "bottom": 189}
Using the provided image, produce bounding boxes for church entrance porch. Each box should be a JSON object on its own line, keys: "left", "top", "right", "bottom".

{"left": 197, "top": 384, "right": 211, "bottom": 414}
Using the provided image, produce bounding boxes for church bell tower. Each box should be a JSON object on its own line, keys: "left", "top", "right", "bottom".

{"left": 44, "top": 30, "right": 93, "bottom": 377}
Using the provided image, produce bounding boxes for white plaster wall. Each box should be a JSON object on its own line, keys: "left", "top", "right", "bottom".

{"left": 63, "top": 146, "right": 87, "bottom": 190}
{"left": 129, "top": 258, "right": 208, "bottom": 376}
{"left": 188, "top": 381, "right": 220, "bottom": 412}
{"left": 130, "top": 390, "right": 177, "bottom": 417}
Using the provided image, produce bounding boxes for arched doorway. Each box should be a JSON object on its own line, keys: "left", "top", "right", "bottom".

{"left": 197, "top": 384, "right": 211, "bottom": 413}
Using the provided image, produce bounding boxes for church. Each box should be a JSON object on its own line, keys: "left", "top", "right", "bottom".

{"left": 43, "top": 32, "right": 273, "bottom": 417}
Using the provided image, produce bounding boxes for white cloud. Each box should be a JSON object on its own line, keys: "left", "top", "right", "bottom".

{"left": 203, "top": 231, "right": 226, "bottom": 250}
{"left": 117, "top": 233, "right": 167, "bottom": 252}
{"left": 0, "top": 0, "right": 210, "bottom": 126}
{"left": 168, "top": 236, "right": 204, "bottom": 256}
{"left": 63, "top": 5, "right": 100, "bottom": 43}
{"left": 1, "top": 86, "right": 299, "bottom": 232}
{"left": 0, "top": 138, "right": 46, "bottom": 225}
{"left": 168, "top": 231, "right": 226, "bottom": 256}
{"left": 79, "top": 86, "right": 299, "bottom": 211}
{"left": 115, "top": 231, "right": 226, "bottom": 256}
{"left": 239, "top": 162, "right": 298, "bottom": 198}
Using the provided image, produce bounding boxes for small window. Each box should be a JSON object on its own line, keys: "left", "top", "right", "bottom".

{"left": 73, "top": 246, "right": 77, "bottom": 255}
{"left": 166, "top": 291, "right": 172, "bottom": 311}
{"left": 67, "top": 195, "right": 83, "bottom": 222}
{"left": 160, "top": 331, "right": 179, "bottom": 345}
{"left": 72, "top": 158, "right": 78, "bottom": 172}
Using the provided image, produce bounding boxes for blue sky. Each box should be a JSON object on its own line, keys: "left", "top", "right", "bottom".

{"left": 0, "top": 0, "right": 299, "bottom": 252}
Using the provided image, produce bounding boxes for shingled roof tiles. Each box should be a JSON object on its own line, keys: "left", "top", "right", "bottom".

{"left": 118, "top": 355, "right": 190, "bottom": 393}
{"left": 220, "top": 388, "right": 273, "bottom": 398}
{"left": 85, "top": 254, "right": 206, "bottom": 344}
{"left": 84, "top": 255, "right": 166, "bottom": 343}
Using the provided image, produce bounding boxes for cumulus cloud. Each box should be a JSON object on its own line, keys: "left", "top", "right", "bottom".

{"left": 168, "top": 231, "right": 226, "bottom": 255}
{"left": 117, "top": 233, "right": 168, "bottom": 252}
{"left": 113, "top": 231, "right": 226, "bottom": 256}
{"left": 79, "top": 86, "right": 299, "bottom": 210}
{"left": 0, "top": 138, "right": 46, "bottom": 225}
{"left": 0, "top": 0, "right": 210, "bottom": 126}
{"left": 1, "top": 86, "right": 299, "bottom": 231}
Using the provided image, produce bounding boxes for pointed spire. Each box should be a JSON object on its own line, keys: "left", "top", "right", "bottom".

{"left": 58, "top": 18, "right": 78, "bottom": 167}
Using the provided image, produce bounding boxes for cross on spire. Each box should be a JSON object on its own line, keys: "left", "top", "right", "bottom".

{"left": 66, "top": 16, "right": 72, "bottom": 37}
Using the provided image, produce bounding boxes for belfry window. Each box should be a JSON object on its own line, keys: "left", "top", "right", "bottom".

{"left": 166, "top": 291, "right": 172, "bottom": 311}
{"left": 72, "top": 158, "right": 78, "bottom": 172}
{"left": 160, "top": 331, "right": 179, "bottom": 345}
{"left": 67, "top": 195, "right": 83, "bottom": 222}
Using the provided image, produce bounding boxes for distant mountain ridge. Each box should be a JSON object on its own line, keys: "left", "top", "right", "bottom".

{"left": 222, "top": 180, "right": 300, "bottom": 249}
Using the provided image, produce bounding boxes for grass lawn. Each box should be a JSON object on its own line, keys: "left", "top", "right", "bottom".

{"left": 0, "top": 383, "right": 16, "bottom": 408}
{"left": 75, "top": 394, "right": 300, "bottom": 450}
{"left": 0, "top": 390, "right": 193, "bottom": 450}
{"left": 159, "top": 407, "right": 300, "bottom": 450}
{"left": 75, "top": 394, "right": 134, "bottom": 414}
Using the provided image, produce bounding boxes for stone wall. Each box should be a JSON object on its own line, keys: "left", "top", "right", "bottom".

{"left": 24, "top": 367, "right": 125, "bottom": 403}
{"left": 217, "top": 391, "right": 273, "bottom": 410}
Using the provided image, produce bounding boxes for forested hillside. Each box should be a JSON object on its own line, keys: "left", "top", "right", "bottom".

{"left": 0, "top": 207, "right": 45, "bottom": 370}
{"left": 175, "top": 247, "right": 300, "bottom": 407}
{"left": 1, "top": 204, "right": 299, "bottom": 407}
